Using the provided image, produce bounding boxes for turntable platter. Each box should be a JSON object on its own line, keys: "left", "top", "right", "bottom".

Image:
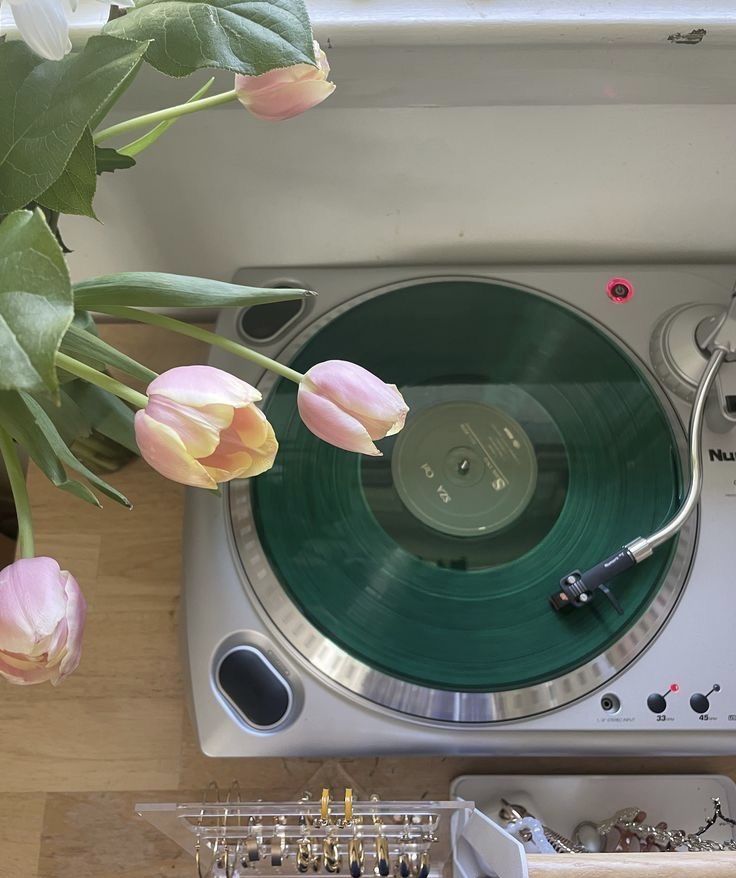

{"left": 231, "top": 279, "right": 694, "bottom": 718}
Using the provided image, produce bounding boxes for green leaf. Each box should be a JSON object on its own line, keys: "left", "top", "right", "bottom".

{"left": 37, "top": 128, "right": 97, "bottom": 219}
{"left": 71, "top": 309, "right": 99, "bottom": 335}
{"left": 63, "top": 381, "right": 138, "bottom": 454}
{"left": 118, "top": 76, "right": 215, "bottom": 158}
{"left": 103, "top": 0, "right": 316, "bottom": 78}
{"left": 35, "top": 387, "right": 92, "bottom": 446}
{"left": 58, "top": 328, "right": 106, "bottom": 373}
{"left": 95, "top": 146, "right": 137, "bottom": 175}
{"left": 69, "top": 432, "right": 137, "bottom": 475}
{"left": 73, "top": 272, "right": 314, "bottom": 309}
{"left": 60, "top": 323, "right": 157, "bottom": 383}
{"left": 0, "top": 390, "right": 101, "bottom": 506}
{"left": 0, "top": 210, "right": 72, "bottom": 397}
{"left": 0, "top": 36, "right": 148, "bottom": 213}
{"left": 30, "top": 378, "right": 138, "bottom": 466}
{"left": 88, "top": 41, "right": 151, "bottom": 131}
{"left": 20, "top": 392, "right": 132, "bottom": 507}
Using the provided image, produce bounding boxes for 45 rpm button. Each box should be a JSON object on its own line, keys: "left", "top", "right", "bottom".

{"left": 690, "top": 684, "right": 720, "bottom": 714}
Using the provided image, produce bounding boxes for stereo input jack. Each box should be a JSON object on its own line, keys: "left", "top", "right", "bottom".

{"left": 600, "top": 693, "right": 621, "bottom": 714}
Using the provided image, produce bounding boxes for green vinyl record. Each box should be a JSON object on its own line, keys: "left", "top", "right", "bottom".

{"left": 249, "top": 280, "right": 685, "bottom": 693}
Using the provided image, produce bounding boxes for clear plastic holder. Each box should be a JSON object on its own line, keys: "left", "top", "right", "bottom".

{"left": 136, "top": 787, "right": 474, "bottom": 878}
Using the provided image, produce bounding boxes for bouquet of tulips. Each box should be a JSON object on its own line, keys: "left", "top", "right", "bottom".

{"left": 0, "top": 0, "right": 408, "bottom": 686}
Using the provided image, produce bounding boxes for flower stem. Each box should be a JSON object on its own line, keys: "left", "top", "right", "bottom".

{"left": 55, "top": 352, "right": 149, "bottom": 409}
{"left": 94, "top": 89, "right": 239, "bottom": 144}
{"left": 117, "top": 76, "right": 216, "bottom": 158}
{"left": 95, "top": 306, "right": 305, "bottom": 385}
{"left": 0, "top": 426, "right": 35, "bottom": 559}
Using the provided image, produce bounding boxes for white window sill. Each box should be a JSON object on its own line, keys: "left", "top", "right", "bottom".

{"left": 3, "top": 2, "right": 736, "bottom": 49}
{"left": 310, "top": 1, "right": 735, "bottom": 46}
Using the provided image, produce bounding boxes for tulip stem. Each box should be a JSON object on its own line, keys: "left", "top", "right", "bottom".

{"left": 94, "top": 89, "right": 239, "bottom": 144}
{"left": 0, "top": 426, "right": 35, "bottom": 559}
{"left": 55, "top": 353, "right": 149, "bottom": 409}
{"left": 94, "top": 306, "right": 305, "bottom": 384}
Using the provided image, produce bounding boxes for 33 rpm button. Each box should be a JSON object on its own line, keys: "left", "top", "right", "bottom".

{"left": 647, "top": 693, "right": 667, "bottom": 714}
{"left": 217, "top": 646, "right": 292, "bottom": 729}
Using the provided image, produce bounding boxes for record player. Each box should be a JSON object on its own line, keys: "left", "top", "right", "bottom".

{"left": 182, "top": 266, "right": 736, "bottom": 756}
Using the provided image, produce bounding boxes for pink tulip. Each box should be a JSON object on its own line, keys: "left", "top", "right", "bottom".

{"left": 0, "top": 557, "right": 86, "bottom": 686}
{"left": 234, "top": 40, "right": 335, "bottom": 121}
{"left": 297, "top": 360, "right": 409, "bottom": 455}
{"left": 135, "top": 365, "right": 278, "bottom": 488}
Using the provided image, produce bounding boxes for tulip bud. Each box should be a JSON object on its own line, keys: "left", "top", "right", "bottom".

{"left": 134, "top": 365, "right": 278, "bottom": 488}
{"left": 0, "top": 557, "right": 87, "bottom": 686}
{"left": 234, "top": 40, "right": 335, "bottom": 121}
{"left": 297, "top": 360, "right": 409, "bottom": 455}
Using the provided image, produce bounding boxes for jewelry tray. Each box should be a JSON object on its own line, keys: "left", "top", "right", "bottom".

{"left": 450, "top": 774, "right": 736, "bottom": 877}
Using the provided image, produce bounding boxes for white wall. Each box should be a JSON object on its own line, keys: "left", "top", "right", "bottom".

{"left": 67, "top": 100, "right": 736, "bottom": 283}
{"left": 65, "top": 37, "right": 736, "bottom": 278}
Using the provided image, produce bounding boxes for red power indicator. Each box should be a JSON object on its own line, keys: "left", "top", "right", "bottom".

{"left": 606, "top": 277, "right": 635, "bottom": 303}
{"left": 669, "top": 683, "right": 680, "bottom": 693}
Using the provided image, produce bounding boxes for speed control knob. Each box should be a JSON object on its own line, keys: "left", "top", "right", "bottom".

{"left": 647, "top": 693, "right": 667, "bottom": 714}
{"left": 647, "top": 684, "right": 678, "bottom": 714}
{"left": 690, "top": 693, "right": 710, "bottom": 714}
{"left": 690, "top": 684, "right": 720, "bottom": 714}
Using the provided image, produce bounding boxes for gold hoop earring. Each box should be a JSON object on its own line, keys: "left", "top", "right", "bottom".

{"left": 323, "top": 836, "right": 340, "bottom": 873}
{"left": 348, "top": 835, "right": 364, "bottom": 878}
{"left": 321, "top": 788, "right": 331, "bottom": 824}
{"left": 296, "top": 836, "right": 312, "bottom": 873}
{"left": 375, "top": 835, "right": 390, "bottom": 877}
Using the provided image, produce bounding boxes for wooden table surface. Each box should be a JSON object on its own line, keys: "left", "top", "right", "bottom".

{"left": 3, "top": 324, "right": 735, "bottom": 878}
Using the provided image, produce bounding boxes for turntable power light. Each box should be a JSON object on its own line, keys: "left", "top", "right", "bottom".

{"left": 551, "top": 288, "right": 736, "bottom": 614}
{"left": 606, "top": 277, "right": 635, "bottom": 303}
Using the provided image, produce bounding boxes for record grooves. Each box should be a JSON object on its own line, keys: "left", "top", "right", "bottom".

{"left": 250, "top": 280, "right": 685, "bottom": 695}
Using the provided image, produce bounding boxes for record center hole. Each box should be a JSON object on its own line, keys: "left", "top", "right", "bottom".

{"left": 600, "top": 693, "right": 621, "bottom": 714}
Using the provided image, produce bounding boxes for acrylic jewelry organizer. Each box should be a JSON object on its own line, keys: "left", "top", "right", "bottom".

{"left": 136, "top": 786, "right": 473, "bottom": 878}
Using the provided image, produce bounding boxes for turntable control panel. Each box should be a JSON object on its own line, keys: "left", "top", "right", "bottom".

{"left": 639, "top": 684, "right": 725, "bottom": 717}
{"left": 183, "top": 265, "right": 736, "bottom": 756}
{"left": 642, "top": 684, "right": 726, "bottom": 717}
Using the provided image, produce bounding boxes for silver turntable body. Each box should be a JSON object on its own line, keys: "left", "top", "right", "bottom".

{"left": 182, "top": 265, "right": 736, "bottom": 756}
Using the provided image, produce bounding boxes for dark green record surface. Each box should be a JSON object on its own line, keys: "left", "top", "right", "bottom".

{"left": 251, "top": 281, "right": 683, "bottom": 692}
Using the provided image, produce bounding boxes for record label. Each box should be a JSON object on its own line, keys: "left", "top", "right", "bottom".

{"left": 391, "top": 401, "right": 537, "bottom": 537}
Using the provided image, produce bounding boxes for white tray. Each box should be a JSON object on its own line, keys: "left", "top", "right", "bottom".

{"left": 450, "top": 775, "right": 736, "bottom": 878}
